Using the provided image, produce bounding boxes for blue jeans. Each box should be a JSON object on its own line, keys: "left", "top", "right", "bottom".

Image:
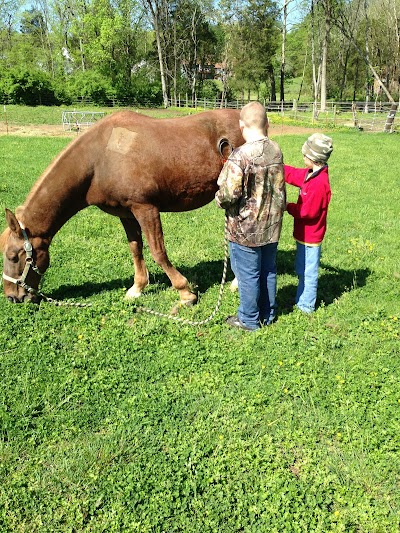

{"left": 295, "top": 242, "right": 321, "bottom": 313}
{"left": 229, "top": 241, "right": 278, "bottom": 330}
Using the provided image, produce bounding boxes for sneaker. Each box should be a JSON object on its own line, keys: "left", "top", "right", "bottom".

{"left": 260, "top": 317, "right": 276, "bottom": 326}
{"left": 225, "top": 315, "right": 256, "bottom": 331}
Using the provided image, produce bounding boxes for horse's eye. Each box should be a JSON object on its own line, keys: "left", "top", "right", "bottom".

{"left": 6, "top": 251, "right": 19, "bottom": 263}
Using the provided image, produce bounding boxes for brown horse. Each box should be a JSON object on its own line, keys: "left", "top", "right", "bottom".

{"left": 1, "top": 109, "right": 244, "bottom": 304}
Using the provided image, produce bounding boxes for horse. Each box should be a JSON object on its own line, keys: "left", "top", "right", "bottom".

{"left": 1, "top": 109, "right": 244, "bottom": 304}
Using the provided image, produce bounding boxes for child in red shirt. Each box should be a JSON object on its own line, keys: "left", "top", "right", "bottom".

{"left": 285, "top": 133, "right": 333, "bottom": 313}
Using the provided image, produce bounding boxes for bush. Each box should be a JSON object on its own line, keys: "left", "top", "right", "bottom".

{"left": 65, "top": 71, "right": 115, "bottom": 105}
{"left": 0, "top": 68, "right": 61, "bottom": 105}
{"left": 197, "top": 79, "right": 221, "bottom": 100}
{"left": 125, "top": 69, "right": 163, "bottom": 106}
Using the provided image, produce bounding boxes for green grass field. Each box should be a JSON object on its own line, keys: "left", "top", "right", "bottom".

{"left": 1, "top": 103, "right": 378, "bottom": 132}
{"left": 0, "top": 127, "right": 399, "bottom": 531}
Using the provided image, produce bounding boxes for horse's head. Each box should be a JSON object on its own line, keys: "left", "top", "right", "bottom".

{"left": 1, "top": 209, "right": 50, "bottom": 303}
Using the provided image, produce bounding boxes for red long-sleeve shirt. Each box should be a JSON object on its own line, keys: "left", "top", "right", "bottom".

{"left": 284, "top": 164, "right": 331, "bottom": 245}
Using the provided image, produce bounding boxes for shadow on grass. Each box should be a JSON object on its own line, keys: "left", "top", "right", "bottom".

{"left": 277, "top": 249, "right": 371, "bottom": 315}
{"left": 45, "top": 259, "right": 233, "bottom": 302}
{"left": 47, "top": 251, "right": 371, "bottom": 314}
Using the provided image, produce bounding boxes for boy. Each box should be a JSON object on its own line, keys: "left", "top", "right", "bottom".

{"left": 215, "top": 102, "right": 286, "bottom": 330}
{"left": 284, "top": 133, "right": 333, "bottom": 313}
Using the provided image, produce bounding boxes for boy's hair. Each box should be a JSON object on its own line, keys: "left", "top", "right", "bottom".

{"left": 240, "top": 101, "right": 268, "bottom": 130}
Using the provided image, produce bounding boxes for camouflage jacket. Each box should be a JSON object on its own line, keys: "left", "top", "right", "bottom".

{"left": 215, "top": 137, "right": 286, "bottom": 247}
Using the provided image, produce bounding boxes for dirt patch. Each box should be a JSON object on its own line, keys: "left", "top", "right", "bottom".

{"left": 269, "top": 124, "right": 321, "bottom": 136}
{"left": 0, "top": 124, "right": 77, "bottom": 137}
{"left": 0, "top": 122, "right": 320, "bottom": 138}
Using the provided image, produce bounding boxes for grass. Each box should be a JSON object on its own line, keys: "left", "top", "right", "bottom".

{"left": 0, "top": 129, "right": 399, "bottom": 531}
{"left": 4, "top": 103, "right": 391, "bottom": 133}
{"left": 0, "top": 105, "right": 202, "bottom": 127}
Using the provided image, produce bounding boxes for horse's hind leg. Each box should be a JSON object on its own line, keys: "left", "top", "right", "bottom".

{"left": 120, "top": 216, "right": 149, "bottom": 299}
{"left": 132, "top": 205, "right": 197, "bottom": 305}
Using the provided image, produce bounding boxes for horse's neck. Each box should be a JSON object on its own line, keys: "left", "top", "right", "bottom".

{"left": 20, "top": 139, "right": 91, "bottom": 238}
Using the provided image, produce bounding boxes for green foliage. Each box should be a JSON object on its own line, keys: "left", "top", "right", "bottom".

{"left": 65, "top": 70, "right": 115, "bottom": 105}
{"left": 197, "top": 79, "right": 221, "bottom": 99}
{"left": 0, "top": 127, "right": 399, "bottom": 530}
{"left": 0, "top": 68, "right": 61, "bottom": 106}
{"left": 127, "top": 69, "right": 163, "bottom": 106}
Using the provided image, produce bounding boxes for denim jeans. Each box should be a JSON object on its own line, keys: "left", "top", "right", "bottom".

{"left": 295, "top": 242, "right": 321, "bottom": 313}
{"left": 229, "top": 241, "right": 278, "bottom": 330}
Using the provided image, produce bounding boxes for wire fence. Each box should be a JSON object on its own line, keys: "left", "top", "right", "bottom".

{"left": 167, "top": 97, "right": 399, "bottom": 133}
{"left": 1, "top": 98, "right": 398, "bottom": 134}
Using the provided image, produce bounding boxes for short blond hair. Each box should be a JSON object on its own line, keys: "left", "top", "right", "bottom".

{"left": 240, "top": 101, "right": 268, "bottom": 130}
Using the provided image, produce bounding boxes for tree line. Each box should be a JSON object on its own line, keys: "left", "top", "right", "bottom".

{"left": 0, "top": 0, "right": 399, "bottom": 108}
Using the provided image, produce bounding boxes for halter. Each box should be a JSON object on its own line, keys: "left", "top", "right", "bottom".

{"left": 2, "top": 224, "right": 44, "bottom": 295}
{"left": 218, "top": 138, "right": 233, "bottom": 163}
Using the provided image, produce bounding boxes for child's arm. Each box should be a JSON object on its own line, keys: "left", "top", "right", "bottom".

{"left": 284, "top": 165, "right": 307, "bottom": 187}
{"left": 215, "top": 158, "right": 243, "bottom": 209}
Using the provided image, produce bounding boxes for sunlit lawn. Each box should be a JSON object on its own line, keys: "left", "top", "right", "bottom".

{"left": 0, "top": 129, "right": 399, "bottom": 531}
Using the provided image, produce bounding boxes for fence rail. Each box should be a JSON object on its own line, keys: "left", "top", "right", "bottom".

{"left": 62, "top": 110, "right": 105, "bottom": 131}
{"left": 166, "top": 98, "right": 398, "bottom": 132}
{"left": 1, "top": 99, "right": 398, "bottom": 134}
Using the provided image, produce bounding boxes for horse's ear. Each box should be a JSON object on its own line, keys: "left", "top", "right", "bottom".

{"left": 5, "top": 209, "right": 23, "bottom": 237}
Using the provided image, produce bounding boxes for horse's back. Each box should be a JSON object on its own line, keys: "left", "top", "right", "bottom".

{"left": 84, "top": 108, "right": 243, "bottom": 212}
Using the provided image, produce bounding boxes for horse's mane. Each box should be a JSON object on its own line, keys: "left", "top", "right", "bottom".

{"left": 22, "top": 136, "right": 82, "bottom": 207}
{"left": 0, "top": 227, "right": 10, "bottom": 252}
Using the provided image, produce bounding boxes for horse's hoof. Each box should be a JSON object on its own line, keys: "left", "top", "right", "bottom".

{"left": 125, "top": 286, "right": 143, "bottom": 299}
{"left": 180, "top": 294, "right": 197, "bottom": 306}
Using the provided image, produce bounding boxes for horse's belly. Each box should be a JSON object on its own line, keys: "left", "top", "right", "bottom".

{"left": 98, "top": 205, "right": 134, "bottom": 218}
{"left": 158, "top": 185, "right": 217, "bottom": 212}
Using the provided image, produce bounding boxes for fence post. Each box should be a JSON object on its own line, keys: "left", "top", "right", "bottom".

{"left": 4, "top": 105, "right": 8, "bottom": 134}
{"left": 384, "top": 102, "right": 398, "bottom": 133}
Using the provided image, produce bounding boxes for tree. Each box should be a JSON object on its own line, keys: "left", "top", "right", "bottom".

{"left": 142, "top": 0, "right": 170, "bottom": 106}
{"left": 229, "top": 0, "right": 280, "bottom": 101}
{"left": 331, "top": 0, "right": 396, "bottom": 103}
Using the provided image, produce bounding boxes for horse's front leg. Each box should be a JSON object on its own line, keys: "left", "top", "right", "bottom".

{"left": 120, "top": 216, "right": 149, "bottom": 299}
{"left": 132, "top": 205, "right": 197, "bottom": 306}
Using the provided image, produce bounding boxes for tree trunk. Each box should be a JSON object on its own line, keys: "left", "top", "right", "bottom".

{"left": 364, "top": 0, "right": 370, "bottom": 112}
{"left": 144, "top": 0, "right": 169, "bottom": 108}
{"left": 280, "top": 0, "right": 288, "bottom": 102}
{"left": 310, "top": 0, "right": 321, "bottom": 117}
{"left": 268, "top": 64, "right": 276, "bottom": 102}
{"left": 333, "top": 9, "right": 395, "bottom": 103}
{"left": 190, "top": 9, "right": 198, "bottom": 104}
{"left": 384, "top": 102, "right": 398, "bottom": 132}
{"left": 320, "top": 0, "right": 330, "bottom": 111}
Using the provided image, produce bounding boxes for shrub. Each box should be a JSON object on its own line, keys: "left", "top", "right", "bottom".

{"left": 0, "top": 68, "right": 61, "bottom": 105}
{"left": 65, "top": 70, "right": 115, "bottom": 105}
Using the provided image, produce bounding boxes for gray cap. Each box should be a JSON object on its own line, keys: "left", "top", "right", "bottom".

{"left": 302, "top": 133, "right": 333, "bottom": 163}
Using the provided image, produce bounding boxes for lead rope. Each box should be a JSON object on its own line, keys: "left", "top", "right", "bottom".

{"left": 135, "top": 217, "right": 230, "bottom": 326}
{"left": 39, "top": 292, "right": 92, "bottom": 307}
{"left": 30, "top": 219, "right": 229, "bottom": 314}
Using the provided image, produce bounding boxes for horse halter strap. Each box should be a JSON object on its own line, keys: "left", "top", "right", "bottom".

{"left": 2, "top": 224, "right": 44, "bottom": 294}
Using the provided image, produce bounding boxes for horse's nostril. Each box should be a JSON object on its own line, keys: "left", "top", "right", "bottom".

{"left": 7, "top": 295, "right": 22, "bottom": 303}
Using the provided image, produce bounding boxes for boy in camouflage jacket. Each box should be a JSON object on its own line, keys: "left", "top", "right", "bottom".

{"left": 215, "top": 101, "right": 286, "bottom": 330}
